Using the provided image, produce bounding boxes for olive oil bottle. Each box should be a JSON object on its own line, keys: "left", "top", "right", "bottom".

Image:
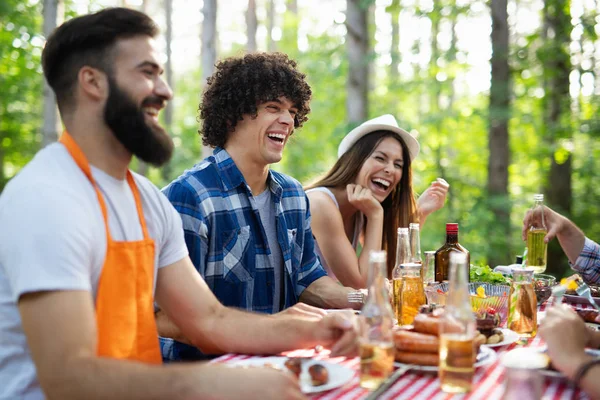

{"left": 526, "top": 194, "right": 547, "bottom": 274}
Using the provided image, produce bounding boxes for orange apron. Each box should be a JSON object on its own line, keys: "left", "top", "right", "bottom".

{"left": 60, "top": 132, "right": 161, "bottom": 364}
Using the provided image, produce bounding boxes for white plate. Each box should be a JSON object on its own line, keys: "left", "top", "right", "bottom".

{"left": 586, "top": 322, "right": 600, "bottom": 331}
{"left": 393, "top": 345, "right": 497, "bottom": 371}
{"left": 482, "top": 328, "right": 520, "bottom": 348}
{"left": 537, "top": 348, "right": 600, "bottom": 380}
{"left": 229, "top": 356, "right": 355, "bottom": 394}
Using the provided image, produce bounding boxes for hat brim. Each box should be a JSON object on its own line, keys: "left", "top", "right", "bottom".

{"left": 337, "top": 123, "right": 420, "bottom": 161}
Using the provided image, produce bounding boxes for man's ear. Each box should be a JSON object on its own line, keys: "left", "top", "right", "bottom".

{"left": 77, "top": 66, "right": 108, "bottom": 101}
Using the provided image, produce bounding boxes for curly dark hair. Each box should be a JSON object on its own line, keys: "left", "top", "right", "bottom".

{"left": 199, "top": 52, "right": 312, "bottom": 148}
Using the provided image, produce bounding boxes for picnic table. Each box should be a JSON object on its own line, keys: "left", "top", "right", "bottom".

{"left": 216, "top": 298, "right": 590, "bottom": 399}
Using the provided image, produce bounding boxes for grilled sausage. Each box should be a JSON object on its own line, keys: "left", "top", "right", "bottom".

{"left": 308, "top": 364, "right": 329, "bottom": 386}
{"left": 393, "top": 330, "right": 439, "bottom": 353}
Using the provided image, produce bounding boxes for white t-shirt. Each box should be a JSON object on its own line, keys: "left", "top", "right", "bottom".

{"left": 0, "top": 143, "right": 188, "bottom": 399}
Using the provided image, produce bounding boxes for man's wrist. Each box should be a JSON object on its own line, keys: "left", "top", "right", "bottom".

{"left": 561, "top": 353, "right": 593, "bottom": 381}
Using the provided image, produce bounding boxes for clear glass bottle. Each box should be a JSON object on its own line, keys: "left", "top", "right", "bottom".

{"left": 439, "top": 252, "right": 476, "bottom": 394}
{"left": 526, "top": 194, "right": 548, "bottom": 274}
{"left": 507, "top": 268, "right": 537, "bottom": 337}
{"left": 423, "top": 251, "right": 436, "bottom": 285}
{"left": 435, "top": 223, "right": 470, "bottom": 282}
{"left": 392, "top": 228, "right": 411, "bottom": 323}
{"left": 359, "top": 251, "right": 396, "bottom": 390}
{"left": 399, "top": 262, "right": 427, "bottom": 325}
{"left": 409, "top": 223, "right": 423, "bottom": 279}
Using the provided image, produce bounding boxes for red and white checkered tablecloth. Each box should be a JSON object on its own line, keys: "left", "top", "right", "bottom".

{"left": 215, "top": 298, "right": 593, "bottom": 399}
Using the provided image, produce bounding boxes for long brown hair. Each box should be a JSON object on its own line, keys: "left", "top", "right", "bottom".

{"left": 306, "top": 130, "right": 419, "bottom": 276}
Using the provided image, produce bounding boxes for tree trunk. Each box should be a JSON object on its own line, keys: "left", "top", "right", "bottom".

{"left": 345, "top": 0, "right": 372, "bottom": 125}
{"left": 389, "top": 0, "right": 400, "bottom": 84}
{"left": 541, "top": 0, "right": 572, "bottom": 276}
{"left": 487, "top": 0, "right": 511, "bottom": 267}
{"left": 41, "top": 0, "right": 63, "bottom": 148}
{"left": 285, "top": 0, "right": 299, "bottom": 55}
{"left": 246, "top": 0, "right": 257, "bottom": 52}
{"left": 201, "top": 0, "right": 217, "bottom": 159}
{"left": 267, "top": 0, "right": 276, "bottom": 52}
{"left": 161, "top": 0, "right": 174, "bottom": 182}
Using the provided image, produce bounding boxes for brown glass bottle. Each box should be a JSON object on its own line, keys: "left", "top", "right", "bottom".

{"left": 434, "top": 223, "right": 470, "bottom": 282}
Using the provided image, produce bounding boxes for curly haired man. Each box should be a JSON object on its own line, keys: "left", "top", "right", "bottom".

{"left": 159, "top": 52, "right": 358, "bottom": 361}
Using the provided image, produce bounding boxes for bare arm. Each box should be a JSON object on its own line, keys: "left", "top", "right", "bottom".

{"left": 308, "top": 188, "right": 383, "bottom": 289}
{"left": 539, "top": 305, "right": 600, "bottom": 399}
{"left": 155, "top": 257, "right": 358, "bottom": 357}
{"left": 298, "top": 276, "right": 359, "bottom": 310}
{"left": 19, "top": 290, "right": 207, "bottom": 400}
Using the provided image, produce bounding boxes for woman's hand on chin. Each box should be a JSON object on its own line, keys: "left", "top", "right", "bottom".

{"left": 346, "top": 184, "right": 383, "bottom": 218}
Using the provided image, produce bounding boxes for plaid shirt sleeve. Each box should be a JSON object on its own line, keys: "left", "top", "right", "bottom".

{"left": 293, "top": 194, "right": 328, "bottom": 298}
{"left": 162, "top": 181, "right": 208, "bottom": 275}
{"left": 571, "top": 237, "right": 600, "bottom": 284}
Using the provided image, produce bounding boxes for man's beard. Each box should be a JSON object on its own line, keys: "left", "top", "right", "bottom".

{"left": 104, "top": 77, "right": 174, "bottom": 167}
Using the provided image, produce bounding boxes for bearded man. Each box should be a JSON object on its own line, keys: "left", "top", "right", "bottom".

{"left": 0, "top": 8, "right": 358, "bottom": 400}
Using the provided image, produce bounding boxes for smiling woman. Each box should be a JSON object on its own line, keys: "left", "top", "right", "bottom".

{"left": 305, "top": 114, "right": 449, "bottom": 288}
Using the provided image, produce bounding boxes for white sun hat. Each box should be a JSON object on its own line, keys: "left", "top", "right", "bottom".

{"left": 337, "top": 114, "right": 420, "bottom": 161}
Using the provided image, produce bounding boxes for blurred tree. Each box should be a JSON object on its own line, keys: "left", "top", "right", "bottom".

{"left": 345, "top": 0, "right": 373, "bottom": 125}
{"left": 160, "top": 0, "right": 174, "bottom": 181}
{"left": 267, "top": 0, "right": 276, "bottom": 52}
{"left": 487, "top": 0, "right": 511, "bottom": 266}
{"left": 41, "top": 0, "right": 63, "bottom": 148}
{"left": 201, "top": 0, "right": 217, "bottom": 159}
{"left": 540, "top": 0, "right": 573, "bottom": 276}
{"left": 246, "top": 0, "right": 257, "bottom": 52}
{"left": 387, "top": 0, "right": 400, "bottom": 85}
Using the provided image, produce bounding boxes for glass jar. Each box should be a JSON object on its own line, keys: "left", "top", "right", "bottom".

{"left": 423, "top": 251, "right": 436, "bottom": 285}
{"left": 501, "top": 348, "right": 548, "bottom": 400}
{"left": 507, "top": 268, "right": 537, "bottom": 337}
{"left": 359, "top": 251, "right": 395, "bottom": 390}
{"left": 399, "top": 262, "right": 427, "bottom": 325}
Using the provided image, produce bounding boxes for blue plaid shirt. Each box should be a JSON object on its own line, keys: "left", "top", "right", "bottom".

{"left": 163, "top": 147, "right": 327, "bottom": 312}
{"left": 572, "top": 237, "right": 600, "bottom": 284}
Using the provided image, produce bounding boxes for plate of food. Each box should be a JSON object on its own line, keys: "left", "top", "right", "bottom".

{"left": 538, "top": 349, "right": 600, "bottom": 380}
{"left": 392, "top": 309, "right": 497, "bottom": 372}
{"left": 228, "top": 356, "right": 355, "bottom": 393}
{"left": 481, "top": 328, "right": 520, "bottom": 348}
{"left": 394, "top": 344, "right": 496, "bottom": 371}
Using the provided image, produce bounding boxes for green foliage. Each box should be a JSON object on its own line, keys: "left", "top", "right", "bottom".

{"left": 1, "top": 0, "right": 599, "bottom": 279}
{"left": 0, "top": 0, "right": 43, "bottom": 189}
{"left": 469, "top": 264, "right": 510, "bottom": 285}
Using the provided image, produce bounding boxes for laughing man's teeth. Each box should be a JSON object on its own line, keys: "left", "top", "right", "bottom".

{"left": 143, "top": 107, "right": 158, "bottom": 116}
{"left": 268, "top": 133, "right": 286, "bottom": 141}
{"left": 372, "top": 178, "right": 390, "bottom": 188}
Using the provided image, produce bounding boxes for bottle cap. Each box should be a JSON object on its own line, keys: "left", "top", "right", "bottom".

{"left": 533, "top": 194, "right": 544, "bottom": 201}
{"left": 446, "top": 223, "right": 458, "bottom": 233}
{"left": 409, "top": 223, "right": 420, "bottom": 230}
{"left": 397, "top": 227, "right": 409, "bottom": 235}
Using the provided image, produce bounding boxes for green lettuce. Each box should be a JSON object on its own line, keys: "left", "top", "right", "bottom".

{"left": 469, "top": 264, "right": 509, "bottom": 284}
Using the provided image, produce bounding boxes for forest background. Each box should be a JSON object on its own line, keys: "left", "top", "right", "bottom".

{"left": 2, "top": 0, "right": 600, "bottom": 278}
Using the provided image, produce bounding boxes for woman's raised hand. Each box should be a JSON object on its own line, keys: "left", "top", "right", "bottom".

{"left": 417, "top": 178, "right": 449, "bottom": 219}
